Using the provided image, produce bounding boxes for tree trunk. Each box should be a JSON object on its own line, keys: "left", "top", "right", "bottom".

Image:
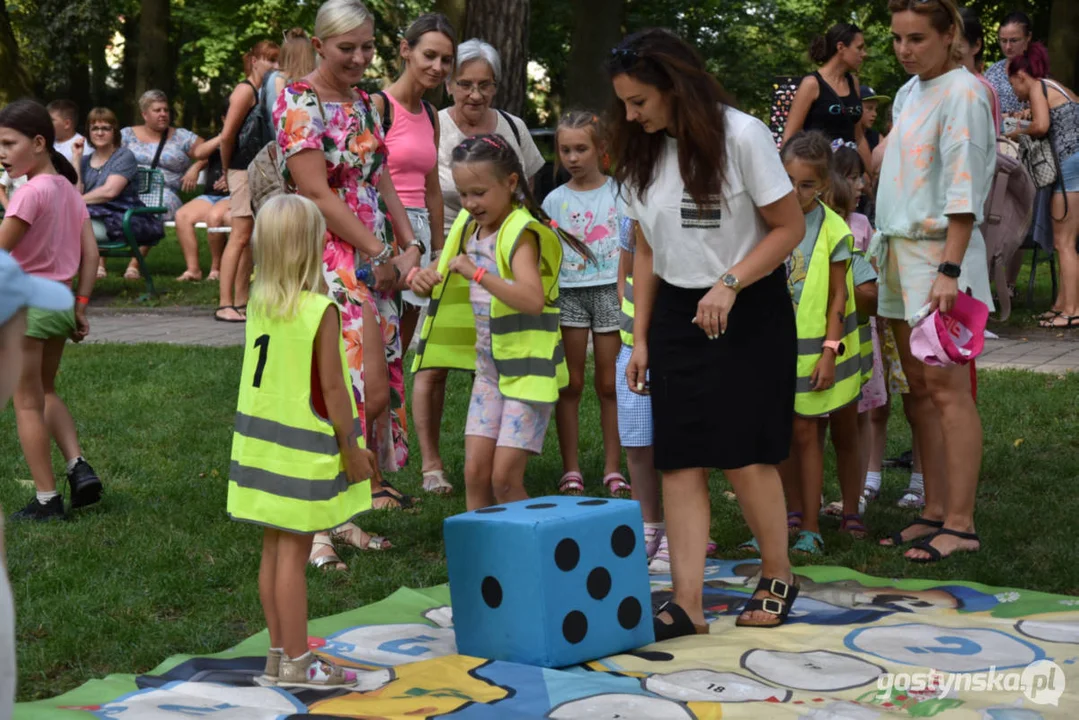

{"left": 464, "top": 0, "right": 530, "bottom": 118}
{"left": 1048, "top": 0, "right": 1079, "bottom": 90}
{"left": 566, "top": 0, "right": 624, "bottom": 112}
{"left": 136, "top": 0, "right": 170, "bottom": 104}
{"left": 67, "top": 57, "right": 92, "bottom": 122}
{"left": 122, "top": 12, "right": 139, "bottom": 126}
{"left": 0, "top": 0, "right": 32, "bottom": 105}
{"left": 434, "top": 0, "right": 467, "bottom": 40}
{"left": 90, "top": 32, "right": 108, "bottom": 108}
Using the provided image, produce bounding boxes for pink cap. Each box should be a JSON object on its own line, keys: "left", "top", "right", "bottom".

{"left": 909, "top": 293, "right": 989, "bottom": 367}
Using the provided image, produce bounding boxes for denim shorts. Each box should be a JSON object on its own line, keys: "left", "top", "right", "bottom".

{"left": 1058, "top": 150, "right": 1079, "bottom": 194}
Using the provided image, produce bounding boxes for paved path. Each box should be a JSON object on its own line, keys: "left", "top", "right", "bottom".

{"left": 84, "top": 308, "right": 1079, "bottom": 372}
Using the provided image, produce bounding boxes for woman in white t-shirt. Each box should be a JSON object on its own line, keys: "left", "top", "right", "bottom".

{"left": 609, "top": 29, "right": 806, "bottom": 638}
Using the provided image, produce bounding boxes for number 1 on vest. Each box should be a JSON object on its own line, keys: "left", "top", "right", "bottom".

{"left": 252, "top": 334, "right": 270, "bottom": 387}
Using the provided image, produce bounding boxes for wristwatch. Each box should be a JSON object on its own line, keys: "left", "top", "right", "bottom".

{"left": 937, "top": 261, "right": 962, "bottom": 279}
{"left": 406, "top": 238, "right": 427, "bottom": 256}
{"left": 823, "top": 340, "right": 845, "bottom": 355}
{"left": 721, "top": 272, "right": 741, "bottom": 294}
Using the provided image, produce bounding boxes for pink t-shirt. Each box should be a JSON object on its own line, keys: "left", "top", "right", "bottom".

{"left": 382, "top": 92, "right": 437, "bottom": 208}
{"left": 850, "top": 212, "right": 873, "bottom": 252}
{"left": 8, "top": 173, "right": 88, "bottom": 282}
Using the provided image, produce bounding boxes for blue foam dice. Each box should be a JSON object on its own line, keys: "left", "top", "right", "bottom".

{"left": 444, "top": 495, "right": 654, "bottom": 668}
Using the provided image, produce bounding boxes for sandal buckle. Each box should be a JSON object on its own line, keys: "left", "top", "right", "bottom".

{"left": 767, "top": 578, "right": 790, "bottom": 599}
{"left": 761, "top": 597, "right": 785, "bottom": 615}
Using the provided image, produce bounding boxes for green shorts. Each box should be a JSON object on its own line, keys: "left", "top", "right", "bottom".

{"left": 25, "top": 307, "right": 75, "bottom": 341}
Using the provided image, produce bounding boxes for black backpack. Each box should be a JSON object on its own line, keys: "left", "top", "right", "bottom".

{"left": 373, "top": 91, "right": 436, "bottom": 137}
{"left": 234, "top": 80, "right": 272, "bottom": 169}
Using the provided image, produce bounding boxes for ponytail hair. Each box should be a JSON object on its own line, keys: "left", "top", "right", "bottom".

{"left": 451, "top": 133, "right": 596, "bottom": 265}
{"left": 1008, "top": 41, "right": 1050, "bottom": 79}
{"left": 828, "top": 171, "right": 855, "bottom": 220}
{"left": 809, "top": 23, "right": 862, "bottom": 65}
{"left": 554, "top": 110, "right": 609, "bottom": 174}
{"left": 0, "top": 98, "right": 78, "bottom": 184}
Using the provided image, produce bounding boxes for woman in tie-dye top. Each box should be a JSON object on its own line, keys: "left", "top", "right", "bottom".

{"left": 875, "top": 0, "right": 994, "bottom": 564}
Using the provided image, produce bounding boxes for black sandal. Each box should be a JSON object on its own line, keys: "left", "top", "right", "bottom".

{"left": 735, "top": 576, "right": 799, "bottom": 628}
{"left": 371, "top": 480, "right": 419, "bottom": 511}
{"left": 881, "top": 517, "right": 943, "bottom": 547}
{"left": 213, "top": 306, "right": 245, "bottom": 323}
{"left": 908, "top": 528, "right": 981, "bottom": 564}
{"left": 653, "top": 601, "right": 709, "bottom": 642}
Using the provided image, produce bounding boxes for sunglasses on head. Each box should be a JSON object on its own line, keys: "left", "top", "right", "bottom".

{"left": 609, "top": 46, "right": 639, "bottom": 71}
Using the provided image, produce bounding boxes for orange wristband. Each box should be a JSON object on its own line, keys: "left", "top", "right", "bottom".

{"left": 405, "top": 267, "right": 420, "bottom": 285}
{"left": 472, "top": 267, "right": 487, "bottom": 283}
{"left": 75, "top": 295, "right": 90, "bottom": 306}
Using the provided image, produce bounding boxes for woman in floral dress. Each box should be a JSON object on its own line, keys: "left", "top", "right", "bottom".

{"left": 274, "top": 0, "right": 422, "bottom": 570}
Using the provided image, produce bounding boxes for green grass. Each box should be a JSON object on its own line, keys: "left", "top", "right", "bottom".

{"left": 3, "top": 344, "right": 1079, "bottom": 700}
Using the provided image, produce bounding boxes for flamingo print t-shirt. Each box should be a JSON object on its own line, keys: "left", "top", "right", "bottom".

{"left": 541, "top": 177, "right": 620, "bottom": 287}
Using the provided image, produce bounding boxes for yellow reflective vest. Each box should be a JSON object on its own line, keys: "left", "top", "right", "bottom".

{"left": 228, "top": 292, "right": 371, "bottom": 533}
{"left": 619, "top": 274, "right": 635, "bottom": 347}
{"left": 412, "top": 207, "right": 568, "bottom": 403}
{"left": 794, "top": 202, "right": 862, "bottom": 417}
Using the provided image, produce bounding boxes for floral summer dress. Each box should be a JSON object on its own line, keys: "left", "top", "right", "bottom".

{"left": 274, "top": 81, "right": 408, "bottom": 472}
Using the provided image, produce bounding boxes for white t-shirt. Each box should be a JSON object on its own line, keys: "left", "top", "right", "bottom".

{"left": 54, "top": 133, "right": 86, "bottom": 164}
{"left": 622, "top": 107, "right": 792, "bottom": 289}
{"left": 438, "top": 108, "right": 545, "bottom": 236}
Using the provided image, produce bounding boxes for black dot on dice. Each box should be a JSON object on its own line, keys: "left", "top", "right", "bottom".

{"left": 618, "top": 596, "right": 643, "bottom": 629}
{"left": 577, "top": 499, "right": 607, "bottom": 506}
{"left": 554, "top": 538, "right": 580, "bottom": 571}
{"left": 475, "top": 507, "right": 506, "bottom": 514}
{"left": 563, "top": 610, "right": 588, "bottom": 644}
{"left": 526, "top": 502, "right": 556, "bottom": 509}
{"left": 481, "top": 576, "right": 502, "bottom": 608}
{"left": 587, "top": 567, "right": 612, "bottom": 600}
{"left": 610, "top": 524, "right": 636, "bottom": 557}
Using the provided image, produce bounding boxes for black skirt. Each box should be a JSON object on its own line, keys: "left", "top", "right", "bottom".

{"left": 649, "top": 267, "right": 796, "bottom": 471}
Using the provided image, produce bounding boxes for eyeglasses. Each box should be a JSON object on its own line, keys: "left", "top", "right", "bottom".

{"left": 609, "top": 46, "right": 639, "bottom": 71}
{"left": 455, "top": 80, "right": 496, "bottom": 95}
{"left": 89, "top": 126, "right": 114, "bottom": 133}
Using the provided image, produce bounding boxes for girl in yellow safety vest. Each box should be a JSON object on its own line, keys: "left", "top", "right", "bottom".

{"left": 227, "top": 194, "right": 377, "bottom": 688}
{"left": 779, "top": 131, "right": 862, "bottom": 556}
{"left": 409, "top": 134, "right": 594, "bottom": 510}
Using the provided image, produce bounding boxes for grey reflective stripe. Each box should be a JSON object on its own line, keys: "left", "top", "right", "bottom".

{"left": 859, "top": 324, "right": 873, "bottom": 373}
{"left": 426, "top": 296, "right": 440, "bottom": 317}
{"left": 795, "top": 312, "right": 860, "bottom": 354}
{"left": 230, "top": 461, "right": 353, "bottom": 501}
{"left": 624, "top": 279, "right": 634, "bottom": 302}
{"left": 795, "top": 354, "right": 863, "bottom": 393}
{"left": 489, "top": 313, "right": 560, "bottom": 334}
{"left": 619, "top": 311, "right": 634, "bottom": 333}
{"left": 415, "top": 338, "right": 428, "bottom": 357}
{"left": 234, "top": 412, "right": 357, "bottom": 455}
{"left": 494, "top": 342, "right": 565, "bottom": 378}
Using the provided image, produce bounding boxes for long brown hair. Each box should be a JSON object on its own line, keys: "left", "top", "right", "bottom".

{"left": 606, "top": 28, "right": 734, "bottom": 207}
{"left": 451, "top": 134, "right": 595, "bottom": 265}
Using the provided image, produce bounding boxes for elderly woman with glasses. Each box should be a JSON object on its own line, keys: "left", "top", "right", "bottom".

{"left": 984, "top": 10, "right": 1034, "bottom": 117}
{"left": 416, "top": 38, "right": 546, "bottom": 495}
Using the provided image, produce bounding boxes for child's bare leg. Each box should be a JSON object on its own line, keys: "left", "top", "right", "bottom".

{"left": 491, "top": 446, "right": 531, "bottom": 505}
{"left": 593, "top": 332, "right": 623, "bottom": 476}
{"left": 464, "top": 435, "right": 497, "bottom": 511}
{"left": 793, "top": 416, "right": 822, "bottom": 533}
{"left": 260, "top": 529, "right": 282, "bottom": 648}
{"left": 275, "top": 531, "right": 315, "bottom": 659}
{"left": 40, "top": 337, "right": 81, "bottom": 462}
{"left": 830, "top": 403, "right": 862, "bottom": 516}
{"left": 13, "top": 337, "right": 55, "bottom": 493}
{"left": 627, "top": 446, "right": 661, "bottom": 523}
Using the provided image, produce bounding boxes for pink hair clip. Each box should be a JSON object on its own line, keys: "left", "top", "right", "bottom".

{"left": 480, "top": 136, "right": 503, "bottom": 150}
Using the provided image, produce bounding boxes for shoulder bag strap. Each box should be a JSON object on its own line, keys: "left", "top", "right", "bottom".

{"left": 149, "top": 129, "right": 168, "bottom": 170}
{"left": 497, "top": 109, "right": 523, "bottom": 145}
{"left": 372, "top": 91, "right": 393, "bottom": 136}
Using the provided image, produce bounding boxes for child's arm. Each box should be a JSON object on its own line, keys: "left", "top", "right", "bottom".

{"left": 447, "top": 230, "right": 546, "bottom": 315}
{"left": 71, "top": 218, "right": 99, "bottom": 342}
{"left": 315, "top": 307, "right": 378, "bottom": 485}
{"left": 854, "top": 281, "right": 878, "bottom": 318}
{"left": 0, "top": 216, "right": 29, "bottom": 252}
{"left": 812, "top": 260, "right": 849, "bottom": 391}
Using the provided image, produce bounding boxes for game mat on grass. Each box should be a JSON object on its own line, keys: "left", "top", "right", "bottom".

{"left": 17, "top": 559, "right": 1079, "bottom": 718}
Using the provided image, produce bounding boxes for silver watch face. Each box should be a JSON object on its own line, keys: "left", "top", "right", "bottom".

{"left": 722, "top": 273, "right": 738, "bottom": 289}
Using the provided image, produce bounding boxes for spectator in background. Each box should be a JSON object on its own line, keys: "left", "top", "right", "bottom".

{"left": 74, "top": 107, "right": 162, "bottom": 280}
{"left": 175, "top": 99, "right": 232, "bottom": 282}
{"left": 984, "top": 11, "right": 1034, "bottom": 116}
{"left": 858, "top": 85, "right": 890, "bottom": 152}
{"left": 261, "top": 28, "right": 317, "bottom": 137}
{"left": 46, "top": 100, "right": 85, "bottom": 164}
{"left": 957, "top": 7, "right": 1002, "bottom": 134}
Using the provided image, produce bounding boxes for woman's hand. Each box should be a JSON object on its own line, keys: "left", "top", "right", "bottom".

{"left": 391, "top": 246, "right": 422, "bottom": 290}
{"left": 409, "top": 267, "right": 442, "bottom": 297}
{"left": 181, "top": 165, "right": 200, "bottom": 193}
{"left": 626, "top": 343, "right": 649, "bottom": 396}
{"left": 71, "top": 137, "right": 85, "bottom": 161}
{"left": 929, "top": 274, "right": 959, "bottom": 314}
{"left": 371, "top": 262, "right": 396, "bottom": 292}
{"left": 811, "top": 351, "right": 836, "bottom": 391}
{"left": 213, "top": 176, "right": 228, "bottom": 194}
{"left": 71, "top": 305, "right": 89, "bottom": 343}
{"left": 447, "top": 253, "right": 478, "bottom": 280}
{"left": 692, "top": 282, "right": 737, "bottom": 339}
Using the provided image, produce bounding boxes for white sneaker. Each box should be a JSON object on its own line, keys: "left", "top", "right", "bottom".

{"left": 897, "top": 490, "right": 925, "bottom": 509}
{"left": 649, "top": 534, "right": 670, "bottom": 574}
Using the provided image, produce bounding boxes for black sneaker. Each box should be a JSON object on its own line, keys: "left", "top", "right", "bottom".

{"left": 11, "top": 495, "right": 65, "bottom": 521}
{"left": 883, "top": 449, "right": 914, "bottom": 469}
{"left": 67, "top": 459, "right": 103, "bottom": 509}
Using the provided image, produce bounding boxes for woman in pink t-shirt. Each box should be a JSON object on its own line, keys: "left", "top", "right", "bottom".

{"left": 370, "top": 13, "right": 457, "bottom": 496}
{"left": 0, "top": 99, "right": 104, "bottom": 521}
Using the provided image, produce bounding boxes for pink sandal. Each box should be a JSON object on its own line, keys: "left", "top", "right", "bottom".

{"left": 602, "top": 472, "right": 631, "bottom": 498}
{"left": 558, "top": 471, "right": 584, "bottom": 495}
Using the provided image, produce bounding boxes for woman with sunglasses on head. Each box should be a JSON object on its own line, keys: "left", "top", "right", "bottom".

{"left": 875, "top": 0, "right": 995, "bottom": 563}
{"left": 783, "top": 22, "right": 871, "bottom": 169}
{"left": 417, "top": 38, "right": 546, "bottom": 496}
{"left": 608, "top": 29, "right": 805, "bottom": 636}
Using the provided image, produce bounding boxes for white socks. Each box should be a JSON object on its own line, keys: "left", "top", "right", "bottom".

{"left": 644, "top": 522, "right": 665, "bottom": 531}
{"left": 864, "top": 471, "right": 882, "bottom": 493}
{"left": 66, "top": 456, "right": 84, "bottom": 472}
{"left": 36, "top": 491, "right": 59, "bottom": 505}
{"left": 907, "top": 472, "right": 924, "bottom": 496}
